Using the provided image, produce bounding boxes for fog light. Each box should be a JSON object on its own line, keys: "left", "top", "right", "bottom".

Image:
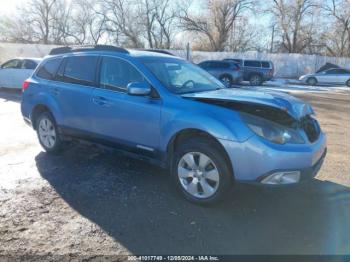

{"left": 261, "top": 171, "right": 301, "bottom": 185}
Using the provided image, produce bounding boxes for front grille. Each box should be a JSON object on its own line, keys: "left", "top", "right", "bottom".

{"left": 301, "top": 115, "right": 320, "bottom": 143}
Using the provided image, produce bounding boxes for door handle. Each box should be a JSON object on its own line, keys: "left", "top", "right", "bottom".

{"left": 92, "top": 96, "right": 110, "bottom": 107}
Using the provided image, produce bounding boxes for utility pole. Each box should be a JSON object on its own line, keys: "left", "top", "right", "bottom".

{"left": 270, "top": 25, "right": 275, "bottom": 53}
{"left": 186, "top": 42, "right": 191, "bottom": 61}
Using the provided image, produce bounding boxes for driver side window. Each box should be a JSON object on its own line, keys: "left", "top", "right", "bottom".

{"left": 165, "top": 63, "right": 211, "bottom": 88}
{"left": 1, "top": 59, "right": 22, "bottom": 69}
{"left": 100, "top": 57, "right": 144, "bottom": 92}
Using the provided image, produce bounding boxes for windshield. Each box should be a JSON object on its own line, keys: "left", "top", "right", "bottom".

{"left": 142, "top": 59, "right": 225, "bottom": 94}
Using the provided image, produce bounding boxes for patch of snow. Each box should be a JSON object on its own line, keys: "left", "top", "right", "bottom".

{"left": 236, "top": 78, "right": 350, "bottom": 94}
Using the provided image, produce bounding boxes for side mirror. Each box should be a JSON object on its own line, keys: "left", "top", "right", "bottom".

{"left": 127, "top": 81, "right": 152, "bottom": 96}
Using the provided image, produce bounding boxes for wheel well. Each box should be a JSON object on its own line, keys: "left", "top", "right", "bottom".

{"left": 307, "top": 77, "right": 317, "bottom": 82}
{"left": 31, "top": 104, "right": 51, "bottom": 129}
{"left": 166, "top": 129, "right": 233, "bottom": 176}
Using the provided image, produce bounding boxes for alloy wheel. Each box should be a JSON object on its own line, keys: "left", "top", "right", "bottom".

{"left": 250, "top": 75, "right": 261, "bottom": 85}
{"left": 221, "top": 76, "right": 231, "bottom": 85}
{"left": 177, "top": 152, "right": 220, "bottom": 199}
{"left": 38, "top": 117, "right": 56, "bottom": 149}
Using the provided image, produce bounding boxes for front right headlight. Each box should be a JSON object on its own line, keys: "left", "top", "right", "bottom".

{"left": 240, "top": 112, "right": 305, "bottom": 144}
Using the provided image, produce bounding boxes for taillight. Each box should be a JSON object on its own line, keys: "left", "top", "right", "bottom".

{"left": 22, "top": 80, "right": 30, "bottom": 92}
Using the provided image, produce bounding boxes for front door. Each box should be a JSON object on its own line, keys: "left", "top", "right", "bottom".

{"left": 0, "top": 59, "right": 21, "bottom": 88}
{"left": 91, "top": 56, "right": 161, "bottom": 153}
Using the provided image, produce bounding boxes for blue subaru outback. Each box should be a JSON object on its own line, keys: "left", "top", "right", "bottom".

{"left": 21, "top": 45, "right": 327, "bottom": 205}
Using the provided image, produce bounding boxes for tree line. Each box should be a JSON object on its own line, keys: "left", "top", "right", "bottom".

{"left": 0, "top": 0, "right": 350, "bottom": 57}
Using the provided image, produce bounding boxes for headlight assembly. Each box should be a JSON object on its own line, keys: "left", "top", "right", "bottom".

{"left": 240, "top": 112, "right": 305, "bottom": 144}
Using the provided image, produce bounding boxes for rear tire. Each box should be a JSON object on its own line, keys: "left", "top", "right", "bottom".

{"left": 171, "top": 137, "right": 233, "bottom": 205}
{"left": 249, "top": 74, "right": 263, "bottom": 86}
{"left": 36, "top": 112, "right": 63, "bottom": 154}
{"left": 307, "top": 77, "right": 317, "bottom": 86}
{"left": 346, "top": 79, "right": 350, "bottom": 87}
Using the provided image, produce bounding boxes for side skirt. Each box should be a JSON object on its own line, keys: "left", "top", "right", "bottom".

{"left": 58, "top": 126, "right": 168, "bottom": 169}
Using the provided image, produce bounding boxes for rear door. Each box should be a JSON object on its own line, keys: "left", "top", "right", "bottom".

{"left": 320, "top": 69, "right": 342, "bottom": 84}
{"left": 14, "top": 59, "right": 39, "bottom": 87}
{"left": 52, "top": 55, "right": 99, "bottom": 132}
{"left": 332, "top": 69, "right": 350, "bottom": 84}
{"left": 243, "top": 60, "right": 262, "bottom": 79}
{"left": 91, "top": 56, "right": 161, "bottom": 153}
{"left": 209, "top": 61, "right": 228, "bottom": 78}
{"left": 199, "top": 61, "right": 216, "bottom": 76}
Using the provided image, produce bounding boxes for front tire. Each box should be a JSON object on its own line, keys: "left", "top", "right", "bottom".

{"left": 36, "top": 112, "right": 63, "bottom": 153}
{"left": 171, "top": 137, "right": 233, "bottom": 205}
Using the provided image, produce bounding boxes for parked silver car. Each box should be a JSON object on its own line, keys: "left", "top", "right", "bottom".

{"left": 198, "top": 60, "right": 243, "bottom": 86}
{"left": 299, "top": 68, "right": 350, "bottom": 86}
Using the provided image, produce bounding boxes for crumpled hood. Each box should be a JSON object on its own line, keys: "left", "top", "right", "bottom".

{"left": 181, "top": 88, "right": 314, "bottom": 120}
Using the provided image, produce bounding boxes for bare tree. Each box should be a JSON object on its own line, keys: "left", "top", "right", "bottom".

{"left": 64, "top": 0, "right": 106, "bottom": 45}
{"left": 227, "top": 16, "right": 262, "bottom": 51}
{"left": 139, "top": 0, "right": 179, "bottom": 49}
{"left": 270, "top": 0, "right": 319, "bottom": 53}
{"left": 101, "top": 0, "right": 144, "bottom": 48}
{"left": 180, "top": 0, "right": 253, "bottom": 51}
{"left": 1, "top": 0, "right": 70, "bottom": 44}
{"left": 322, "top": 0, "right": 350, "bottom": 56}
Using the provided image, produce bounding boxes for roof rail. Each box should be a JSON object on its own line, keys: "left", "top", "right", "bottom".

{"left": 49, "top": 45, "right": 129, "bottom": 55}
{"left": 144, "top": 49, "right": 175, "bottom": 56}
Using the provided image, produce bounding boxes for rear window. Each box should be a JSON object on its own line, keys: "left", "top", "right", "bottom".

{"left": 23, "top": 60, "right": 38, "bottom": 70}
{"left": 36, "top": 58, "right": 62, "bottom": 80}
{"left": 61, "top": 56, "right": 99, "bottom": 86}
{"left": 244, "top": 60, "right": 261, "bottom": 67}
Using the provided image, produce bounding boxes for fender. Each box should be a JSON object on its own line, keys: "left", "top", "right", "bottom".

{"left": 159, "top": 105, "right": 254, "bottom": 153}
{"left": 30, "top": 90, "right": 64, "bottom": 126}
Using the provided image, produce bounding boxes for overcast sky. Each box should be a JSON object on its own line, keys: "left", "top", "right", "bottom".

{"left": 0, "top": 0, "right": 24, "bottom": 15}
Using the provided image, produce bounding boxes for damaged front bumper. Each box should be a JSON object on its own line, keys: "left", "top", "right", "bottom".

{"left": 218, "top": 132, "right": 327, "bottom": 185}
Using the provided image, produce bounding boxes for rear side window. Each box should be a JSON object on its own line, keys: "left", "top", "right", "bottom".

{"left": 327, "top": 69, "right": 350, "bottom": 74}
{"left": 232, "top": 63, "right": 240, "bottom": 70}
{"left": 261, "top": 61, "right": 270, "bottom": 68}
{"left": 23, "top": 60, "right": 38, "bottom": 70}
{"left": 99, "top": 57, "right": 144, "bottom": 91}
{"left": 62, "top": 56, "right": 99, "bottom": 86}
{"left": 244, "top": 60, "right": 261, "bottom": 67}
{"left": 36, "top": 58, "right": 62, "bottom": 80}
{"left": 198, "top": 62, "right": 209, "bottom": 69}
{"left": 211, "top": 62, "right": 230, "bottom": 69}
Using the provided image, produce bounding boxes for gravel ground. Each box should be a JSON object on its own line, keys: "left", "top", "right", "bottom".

{"left": 0, "top": 88, "right": 350, "bottom": 259}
